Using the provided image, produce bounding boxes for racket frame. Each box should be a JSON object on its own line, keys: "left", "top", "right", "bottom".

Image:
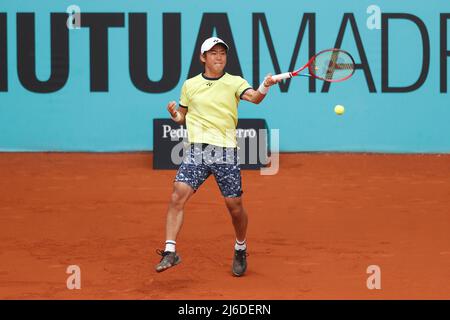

{"left": 272, "top": 48, "right": 356, "bottom": 83}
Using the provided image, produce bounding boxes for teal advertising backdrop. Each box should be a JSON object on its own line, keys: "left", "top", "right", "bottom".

{"left": 0, "top": 0, "right": 449, "bottom": 152}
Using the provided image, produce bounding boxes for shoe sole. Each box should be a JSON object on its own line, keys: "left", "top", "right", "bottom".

{"left": 232, "top": 266, "right": 247, "bottom": 277}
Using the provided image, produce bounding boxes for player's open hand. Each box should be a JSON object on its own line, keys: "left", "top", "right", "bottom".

{"left": 263, "top": 73, "right": 281, "bottom": 87}
{"left": 167, "top": 101, "right": 177, "bottom": 117}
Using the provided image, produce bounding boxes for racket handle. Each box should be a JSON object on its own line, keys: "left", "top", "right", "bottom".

{"left": 272, "top": 72, "right": 292, "bottom": 81}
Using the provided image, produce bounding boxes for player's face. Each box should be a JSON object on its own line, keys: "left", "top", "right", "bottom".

{"left": 202, "top": 44, "right": 227, "bottom": 74}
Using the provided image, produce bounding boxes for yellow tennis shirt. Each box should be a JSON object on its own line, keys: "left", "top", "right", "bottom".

{"left": 179, "top": 73, "right": 252, "bottom": 148}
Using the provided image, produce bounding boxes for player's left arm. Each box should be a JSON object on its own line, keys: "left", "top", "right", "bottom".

{"left": 240, "top": 73, "right": 280, "bottom": 104}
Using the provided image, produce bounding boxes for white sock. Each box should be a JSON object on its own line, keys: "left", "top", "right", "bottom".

{"left": 235, "top": 239, "right": 247, "bottom": 251}
{"left": 165, "top": 240, "right": 176, "bottom": 252}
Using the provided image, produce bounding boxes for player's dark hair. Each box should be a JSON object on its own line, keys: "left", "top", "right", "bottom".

{"left": 199, "top": 53, "right": 206, "bottom": 67}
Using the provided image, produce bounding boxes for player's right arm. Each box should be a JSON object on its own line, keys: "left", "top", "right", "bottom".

{"left": 167, "top": 101, "right": 187, "bottom": 125}
{"left": 241, "top": 74, "right": 280, "bottom": 104}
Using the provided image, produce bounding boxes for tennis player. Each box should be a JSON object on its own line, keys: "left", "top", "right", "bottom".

{"left": 155, "top": 37, "right": 279, "bottom": 276}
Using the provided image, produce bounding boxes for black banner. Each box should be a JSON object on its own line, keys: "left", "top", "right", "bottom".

{"left": 0, "top": 300, "right": 446, "bottom": 319}
{"left": 153, "top": 119, "right": 269, "bottom": 170}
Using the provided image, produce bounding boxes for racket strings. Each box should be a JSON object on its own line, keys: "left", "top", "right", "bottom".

{"left": 325, "top": 51, "right": 340, "bottom": 80}
{"left": 311, "top": 49, "right": 355, "bottom": 81}
{"left": 334, "top": 63, "right": 354, "bottom": 70}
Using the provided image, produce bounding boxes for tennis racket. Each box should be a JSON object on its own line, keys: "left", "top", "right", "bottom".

{"left": 272, "top": 48, "right": 356, "bottom": 82}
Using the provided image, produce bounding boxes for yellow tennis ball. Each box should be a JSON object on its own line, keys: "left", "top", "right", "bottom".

{"left": 334, "top": 104, "right": 345, "bottom": 115}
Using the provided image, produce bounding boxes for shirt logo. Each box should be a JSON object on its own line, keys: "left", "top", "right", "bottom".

{"left": 206, "top": 82, "right": 213, "bottom": 87}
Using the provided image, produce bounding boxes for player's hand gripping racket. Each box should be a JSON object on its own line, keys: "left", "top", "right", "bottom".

{"left": 272, "top": 49, "right": 356, "bottom": 82}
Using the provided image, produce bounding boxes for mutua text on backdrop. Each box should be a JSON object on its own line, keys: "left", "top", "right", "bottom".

{"left": 1, "top": 12, "right": 450, "bottom": 93}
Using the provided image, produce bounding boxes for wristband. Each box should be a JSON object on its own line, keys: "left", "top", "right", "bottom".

{"left": 258, "top": 76, "right": 271, "bottom": 95}
{"left": 257, "top": 81, "right": 269, "bottom": 95}
{"left": 171, "top": 111, "right": 182, "bottom": 122}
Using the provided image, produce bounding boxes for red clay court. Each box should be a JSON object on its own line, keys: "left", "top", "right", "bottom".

{"left": 0, "top": 152, "right": 449, "bottom": 299}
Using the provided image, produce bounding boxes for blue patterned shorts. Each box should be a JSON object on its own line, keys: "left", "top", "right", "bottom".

{"left": 174, "top": 143, "right": 242, "bottom": 198}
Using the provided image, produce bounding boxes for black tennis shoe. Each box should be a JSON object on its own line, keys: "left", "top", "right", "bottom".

{"left": 155, "top": 249, "right": 181, "bottom": 272}
{"left": 232, "top": 249, "right": 248, "bottom": 277}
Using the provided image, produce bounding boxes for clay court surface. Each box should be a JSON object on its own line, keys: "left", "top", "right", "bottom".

{"left": 0, "top": 152, "right": 449, "bottom": 299}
